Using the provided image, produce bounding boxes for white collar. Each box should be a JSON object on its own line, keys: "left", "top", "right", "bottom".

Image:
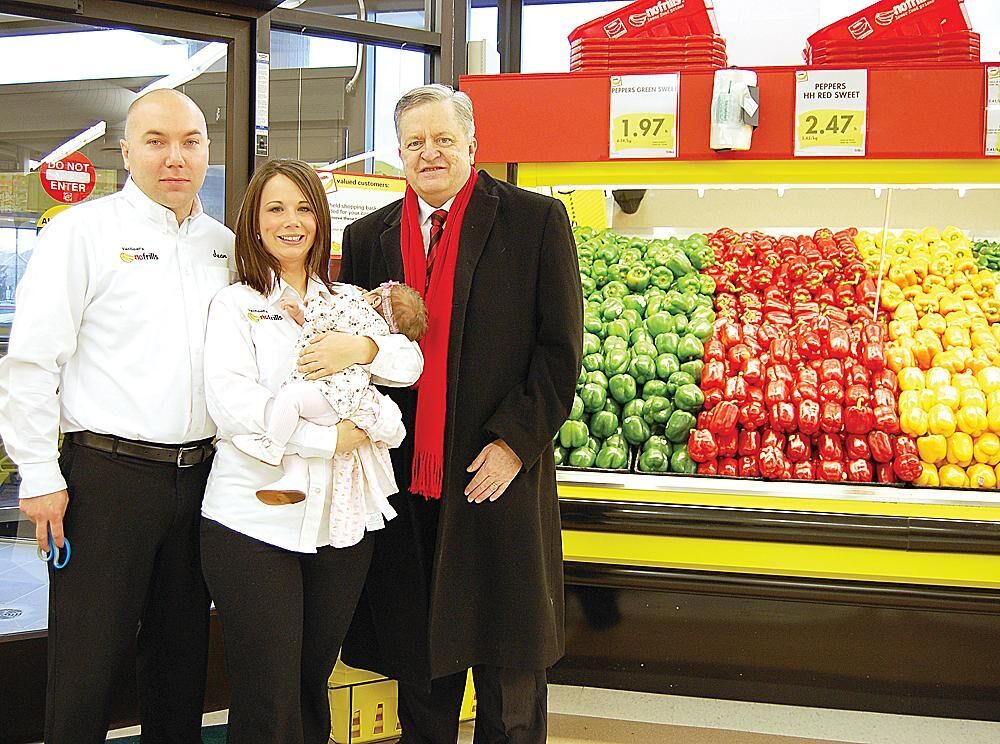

{"left": 121, "top": 177, "right": 203, "bottom": 229}
{"left": 264, "top": 275, "right": 331, "bottom": 307}
{"left": 417, "top": 195, "right": 456, "bottom": 224}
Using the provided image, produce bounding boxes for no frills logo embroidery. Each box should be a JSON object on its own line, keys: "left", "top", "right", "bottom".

{"left": 247, "top": 308, "right": 283, "bottom": 323}
{"left": 119, "top": 246, "right": 159, "bottom": 263}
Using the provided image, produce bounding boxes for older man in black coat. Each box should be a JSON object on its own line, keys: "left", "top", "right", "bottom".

{"left": 334, "top": 84, "right": 582, "bottom": 743}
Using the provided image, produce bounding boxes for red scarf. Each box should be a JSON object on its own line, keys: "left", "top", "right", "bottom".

{"left": 401, "top": 167, "right": 479, "bottom": 499}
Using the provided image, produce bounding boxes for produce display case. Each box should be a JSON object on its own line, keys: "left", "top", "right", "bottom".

{"left": 461, "top": 63, "right": 1000, "bottom": 721}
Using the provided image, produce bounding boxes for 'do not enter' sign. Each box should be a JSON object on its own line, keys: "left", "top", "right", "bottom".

{"left": 40, "top": 151, "right": 96, "bottom": 204}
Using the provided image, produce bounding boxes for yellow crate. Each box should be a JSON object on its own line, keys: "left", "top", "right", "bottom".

{"left": 328, "top": 662, "right": 476, "bottom": 744}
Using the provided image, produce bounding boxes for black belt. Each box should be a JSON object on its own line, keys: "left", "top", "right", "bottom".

{"left": 68, "top": 431, "right": 215, "bottom": 468}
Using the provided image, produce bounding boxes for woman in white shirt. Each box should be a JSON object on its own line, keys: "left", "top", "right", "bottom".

{"left": 201, "top": 159, "right": 422, "bottom": 744}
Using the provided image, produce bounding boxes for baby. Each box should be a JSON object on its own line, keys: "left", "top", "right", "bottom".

{"left": 232, "top": 281, "right": 427, "bottom": 548}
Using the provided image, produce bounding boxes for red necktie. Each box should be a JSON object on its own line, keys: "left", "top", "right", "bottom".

{"left": 426, "top": 209, "right": 448, "bottom": 290}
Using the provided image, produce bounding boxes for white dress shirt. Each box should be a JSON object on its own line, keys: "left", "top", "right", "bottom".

{"left": 417, "top": 195, "right": 455, "bottom": 255}
{"left": 202, "top": 277, "right": 423, "bottom": 552}
{"left": 0, "top": 178, "right": 235, "bottom": 499}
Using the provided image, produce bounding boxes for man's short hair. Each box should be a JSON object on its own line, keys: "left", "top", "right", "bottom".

{"left": 394, "top": 84, "right": 476, "bottom": 142}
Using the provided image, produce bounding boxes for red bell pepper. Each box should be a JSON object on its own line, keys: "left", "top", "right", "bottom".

{"left": 861, "top": 343, "right": 886, "bottom": 372}
{"left": 738, "top": 430, "right": 761, "bottom": 456}
{"left": 868, "top": 430, "right": 894, "bottom": 463}
{"left": 844, "top": 404, "right": 873, "bottom": 435}
{"left": 876, "top": 462, "right": 898, "bottom": 483}
{"left": 845, "top": 384, "right": 870, "bottom": 408}
{"left": 796, "top": 330, "right": 822, "bottom": 360}
{"left": 697, "top": 410, "right": 713, "bottom": 429}
{"left": 702, "top": 360, "right": 726, "bottom": 390}
{"left": 892, "top": 454, "right": 922, "bottom": 482}
{"left": 758, "top": 446, "right": 786, "bottom": 479}
{"left": 872, "top": 405, "right": 900, "bottom": 435}
{"left": 703, "top": 388, "right": 724, "bottom": 411}
{"left": 688, "top": 429, "right": 718, "bottom": 463}
{"left": 786, "top": 433, "right": 811, "bottom": 463}
{"left": 765, "top": 379, "right": 790, "bottom": 405}
{"left": 719, "top": 457, "right": 739, "bottom": 477}
{"left": 791, "top": 382, "right": 819, "bottom": 405}
{"left": 845, "top": 363, "right": 871, "bottom": 388}
{"left": 847, "top": 458, "right": 874, "bottom": 483}
{"left": 797, "top": 368, "right": 819, "bottom": 388}
{"left": 872, "top": 387, "right": 896, "bottom": 410}
{"left": 791, "top": 461, "right": 816, "bottom": 480}
{"left": 819, "top": 401, "right": 843, "bottom": 433}
{"left": 856, "top": 277, "right": 877, "bottom": 306}
{"left": 697, "top": 460, "right": 719, "bottom": 475}
{"left": 893, "top": 435, "right": 918, "bottom": 458}
{"left": 769, "top": 402, "right": 797, "bottom": 433}
{"left": 817, "top": 433, "right": 843, "bottom": 461}
{"left": 718, "top": 322, "right": 742, "bottom": 348}
{"left": 845, "top": 434, "right": 871, "bottom": 461}
{"left": 727, "top": 344, "right": 753, "bottom": 369}
{"left": 798, "top": 399, "right": 821, "bottom": 436}
{"left": 746, "top": 386, "right": 765, "bottom": 405}
{"left": 861, "top": 322, "right": 884, "bottom": 344}
{"left": 715, "top": 430, "right": 738, "bottom": 458}
{"left": 742, "top": 357, "right": 765, "bottom": 386}
{"left": 819, "top": 359, "right": 845, "bottom": 385}
{"left": 738, "top": 456, "right": 760, "bottom": 478}
{"left": 710, "top": 401, "right": 739, "bottom": 433}
{"left": 817, "top": 460, "right": 846, "bottom": 481}
{"left": 760, "top": 430, "right": 786, "bottom": 452}
{"left": 704, "top": 338, "right": 726, "bottom": 363}
{"left": 827, "top": 327, "right": 851, "bottom": 359}
{"left": 872, "top": 369, "right": 898, "bottom": 393}
{"left": 818, "top": 380, "right": 844, "bottom": 403}
{"left": 739, "top": 401, "right": 768, "bottom": 430}
{"left": 724, "top": 375, "right": 748, "bottom": 403}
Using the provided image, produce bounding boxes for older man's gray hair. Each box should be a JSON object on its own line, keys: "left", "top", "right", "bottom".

{"left": 394, "top": 84, "right": 476, "bottom": 142}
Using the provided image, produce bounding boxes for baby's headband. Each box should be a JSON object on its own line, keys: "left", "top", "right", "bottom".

{"left": 377, "top": 281, "right": 399, "bottom": 333}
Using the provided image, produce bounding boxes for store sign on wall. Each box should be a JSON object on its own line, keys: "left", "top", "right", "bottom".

{"left": 39, "top": 151, "right": 96, "bottom": 203}
{"left": 609, "top": 73, "right": 679, "bottom": 159}
{"left": 314, "top": 168, "right": 406, "bottom": 256}
{"left": 985, "top": 67, "right": 1000, "bottom": 157}
{"left": 794, "top": 69, "right": 868, "bottom": 157}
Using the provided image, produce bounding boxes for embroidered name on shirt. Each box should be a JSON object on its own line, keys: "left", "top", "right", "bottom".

{"left": 247, "top": 308, "right": 284, "bottom": 323}
{"left": 213, "top": 250, "right": 229, "bottom": 261}
{"left": 119, "top": 245, "right": 160, "bottom": 263}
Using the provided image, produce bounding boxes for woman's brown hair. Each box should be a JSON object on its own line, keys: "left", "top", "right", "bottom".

{"left": 233, "top": 159, "right": 332, "bottom": 296}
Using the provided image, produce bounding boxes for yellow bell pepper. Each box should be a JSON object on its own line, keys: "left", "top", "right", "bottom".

{"left": 960, "top": 388, "right": 988, "bottom": 409}
{"left": 971, "top": 330, "right": 999, "bottom": 350}
{"left": 938, "top": 295, "right": 965, "bottom": 315}
{"left": 902, "top": 285, "right": 922, "bottom": 302}
{"left": 914, "top": 329, "right": 944, "bottom": 355}
{"left": 918, "top": 313, "right": 947, "bottom": 334}
{"left": 912, "top": 293, "right": 938, "bottom": 314}
{"left": 973, "top": 433, "right": 1000, "bottom": 466}
{"left": 900, "top": 407, "right": 929, "bottom": 437}
{"left": 956, "top": 258, "right": 978, "bottom": 274}
{"left": 918, "top": 389, "right": 938, "bottom": 412}
{"left": 944, "top": 312, "right": 972, "bottom": 330}
{"left": 957, "top": 405, "right": 988, "bottom": 438}
{"left": 915, "top": 462, "right": 940, "bottom": 487}
{"left": 967, "top": 463, "right": 997, "bottom": 489}
{"left": 888, "top": 319, "right": 918, "bottom": 341}
{"left": 917, "top": 434, "right": 948, "bottom": 465}
{"left": 924, "top": 367, "right": 951, "bottom": 389}
{"left": 977, "top": 367, "right": 1000, "bottom": 394}
{"left": 939, "top": 463, "right": 969, "bottom": 487}
{"left": 880, "top": 283, "right": 905, "bottom": 311}
{"left": 951, "top": 372, "right": 979, "bottom": 392}
{"left": 932, "top": 350, "right": 966, "bottom": 374}
{"left": 898, "top": 390, "right": 921, "bottom": 411}
{"left": 897, "top": 367, "right": 925, "bottom": 391}
{"left": 981, "top": 298, "right": 1000, "bottom": 323}
{"left": 927, "top": 404, "right": 957, "bottom": 437}
{"left": 988, "top": 406, "right": 1000, "bottom": 435}
{"left": 964, "top": 300, "right": 985, "bottom": 318}
{"left": 946, "top": 432, "right": 974, "bottom": 467}
{"left": 943, "top": 326, "right": 972, "bottom": 349}
{"left": 935, "top": 385, "right": 960, "bottom": 410}
{"left": 886, "top": 346, "right": 915, "bottom": 372}
{"left": 923, "top": 275, "right": 946, "bottom": 292}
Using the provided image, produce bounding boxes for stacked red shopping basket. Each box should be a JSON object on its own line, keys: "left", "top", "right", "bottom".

{"left": 569, "top": 0, "right": 727, "bottom": 73}
{"left": 804, "top": 0, "right": 979, "bottom": 65}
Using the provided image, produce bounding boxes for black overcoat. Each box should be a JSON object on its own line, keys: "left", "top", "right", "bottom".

{"left": 338, "top": 171, "right": 584, "bottom": 682}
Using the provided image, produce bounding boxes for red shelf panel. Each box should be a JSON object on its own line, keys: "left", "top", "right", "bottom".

{"left": 461, "top": 63, "right": 993, "bottom": 163}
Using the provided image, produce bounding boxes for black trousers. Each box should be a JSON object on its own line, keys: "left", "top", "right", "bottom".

{"left": 200, "top": 518, "right": 373, "bottom": 744}
{"left": 397, "top": 666, "right": 548, "bottom": 744}
{"left": 45, "top": 438, "right": 213, "bottom": 744}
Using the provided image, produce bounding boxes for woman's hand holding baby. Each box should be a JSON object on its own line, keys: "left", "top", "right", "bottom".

{"left": 298, "top": 332, "right": 378, "bottom": 380}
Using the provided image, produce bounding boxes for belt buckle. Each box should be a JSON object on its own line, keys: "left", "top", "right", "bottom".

{"left": 177, "top": 446, "right": 198, "bottom": 468}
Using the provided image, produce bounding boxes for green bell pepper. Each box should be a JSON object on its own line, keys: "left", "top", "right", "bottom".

{"left": 602, "top": 335, "right": 627, "bottom": 354}
{"left": 673, "top": 314, "right": 689, "bottom": 335}
{"left": 675, "top": 273, "right": 701, "bottom": 294}
{"left": 674, "top": 383, "right": 705, "bottom": 413}
{"left": 569, "top": 394, "right": 585, "bottom": 421}
{"left": 664, "top": 410, "right": 697, "bottom": 444}
{"left": 670, "top": 444, "right": 697, "bottom": 474}
{"left": 622, "top": 415, "right": 651, "bottom": 446}
{"left": 582, "top": 332, "right": 601, "bottom": 356}
{"left": 665, "top": 250, "right": 694, "bottom": 278}
{"left": 680, "top": 359, "right": 704, "bottom": 384}
{"left": 666, "top": 371, "right": 696, "bottom": 397}
{"left": 642, "top": 395, "right": 674, "bottom": 426}
{"left": 655, "top": 332, "right": 680, "bottom": 356}
{"left": 586, "top": 370, "right": 609, "bottom": 389}
{"left": 621, "top": 398, "right": 645, "bottom": 421}
{"left": 645, "top": 312, "right": 674, "bottom": 336}
{"left": 644, "top": 434, "right": 672, "bottom": 455}
{"left": 643, "top": 295, "right": 664, "bottom": 318}
{"left": 595, "top": 443, "right": 628, "bottom": 470}
{"left": 619, "top": 309, "right": 642, "bottom": 332}
{"left": 622, "top": 294, "right": 647, "bottom": 316}
{"left": 655, "top": 353, "right": 681, "bottom": 380}
{"left": 553, "top": 445, "right": 567, "bottom": 467}
{"left": 642, "top": 379, "right": 669, "bottom": 398}
{"left": 582, "top": 353, "right": 604, "bottom": 373}
{"left": 625, "top": 265, "right": 651, "bottom": 293}
{"left": 579, "top": 383, "right": 607, "bottom": 413}
{"left": 589, "top": 409, "right": 619, "bottom": 440}
{"left": 676, "top": 334, "right": 705, "bottom": 363}
{"left": 603, "top": 280, "right": 629, "bottom": 300}
{"left": 698, "top": 274, "right": 717, "bottom": 295}
{"left": 558, "top": 420, "right": 589, "bottom": 449}
{"left": 568, "top": 446, "right": 597, "bottom": 468}
{"left": 686, "top": 317, "right": 714, "bottom": 341}
{"left": 638, "top": 446, "right": 669, "bottom": 473}
{"left": 664, "top": 291, "right": 696, "bottom": 316}
{"left": 603, "top": 398, "right": 622, "bottom": 417}
{"left": 605, "top": 319, "right": 630, "bottom": 341}
{"left": 631, "top": 339, "right": 658, "bottom": 360}
{"left": 601, "top": 297, "right": 624, "bottom": 321}
{"left": 583, "top": 312, "right": 603, "bottom": 337}
{"left": 650, "top": 265, "right": 674, "bottom": 290}
{"left": 628, "top": 355, "right": 656, "bottom": 386}
{"left": 580, "top": 275, "right": 596, "bottom": 296}
{"left": 603, "top": 348, "right": 630, "bottom": 377}
{"left": 608, "top": 373, "right": 637, "bottom": 404}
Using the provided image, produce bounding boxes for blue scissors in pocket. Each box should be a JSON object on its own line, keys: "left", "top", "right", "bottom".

{"left": 37, "top": 525, "right": 71, "bottom": 569}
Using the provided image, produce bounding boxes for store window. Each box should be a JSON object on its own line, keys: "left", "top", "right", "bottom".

{"left": 287, "top": 0, "right": 427, "bottom": 31}
{"left": 267, "top": 28, "right": 428, "bottom": 175}
{"left": 0, "top": 13, "right": 228, "bottom": 636}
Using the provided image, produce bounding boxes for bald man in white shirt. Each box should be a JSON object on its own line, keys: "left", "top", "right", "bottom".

{"left": 0, "top": 89, "right": 234, "bottom": 744}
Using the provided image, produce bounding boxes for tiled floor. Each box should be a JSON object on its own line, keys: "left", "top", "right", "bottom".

{"left": 0, "top": 536, "right": 48, "bottom": 634}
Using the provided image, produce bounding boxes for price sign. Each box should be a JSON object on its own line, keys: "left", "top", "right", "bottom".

{"left": 609, "top": 74, "right": 679, "bottom": 159}
{"left": 986, "top": 67, "right": 1000, "bottom": 157}
{"left": 794, "top": 69, "right": 867, "bottom": 157}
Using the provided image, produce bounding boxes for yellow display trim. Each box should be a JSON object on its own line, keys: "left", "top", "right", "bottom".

{"left": 558, "top": 484, "right": 1000, "bottom": 522}
{"left": 492, "top": 160, "right": 1000, "bottom": 188}
{"left": 562, "top": 530, "right": 1000, "bottom": 589}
